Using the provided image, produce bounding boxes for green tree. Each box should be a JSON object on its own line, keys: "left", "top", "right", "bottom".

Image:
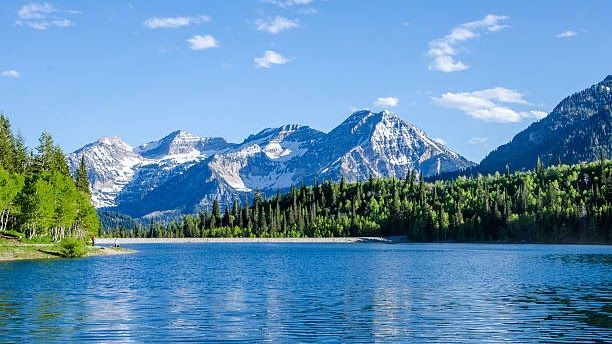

{"left": 0, "top": 166, "right": 24, "bottom": 231}
{"left": 75, "top": 156, "right": 91, "bottom": 196}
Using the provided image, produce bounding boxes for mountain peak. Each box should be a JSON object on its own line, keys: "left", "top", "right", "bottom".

{"left": 70, "top": 109, "right": 472, "bottom": 215}
{"left": 164, "top": 130, "right": 201, "bottom": 142}
{"left": 336, "top": 109, "right": 412, "bottom": 137}
{"left": 477, "top": 75, "right": 612, "bottom": 174}
{"left": 347, "top": 109, "right": 401, "bottom": 121}
{"left": 243, "top": 124, "right": 323, "bottom": 145}
{"left": 137, "top": 130, "right": 205, "bottom": 159}
{"left": 345, "top": 109, "right": 375, "bottom": 122}
{"left": 97, "top": 136, "right": 132, "bottom": 149}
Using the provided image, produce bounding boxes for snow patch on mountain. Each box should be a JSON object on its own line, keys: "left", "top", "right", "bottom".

{"left": 69, "top": 110, "right": 474, "bottom": 217}
{"left": 67, "top": 136, "right": 148, "bottom": 207}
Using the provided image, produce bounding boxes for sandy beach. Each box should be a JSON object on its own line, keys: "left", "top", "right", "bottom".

{"left": 96, "top": 236, "right": 407, "bottom": 245}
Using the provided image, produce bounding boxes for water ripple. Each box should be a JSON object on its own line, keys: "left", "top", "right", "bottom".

{"left": 0, "top": 243, "right": 610, "bottom": 342}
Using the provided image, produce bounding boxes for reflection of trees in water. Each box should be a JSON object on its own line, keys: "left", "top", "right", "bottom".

{"left": 516, "top": 285, "right": 612, "bottom": 332}
{"left": 544, "top": 254, "right": 612, "bottom": 265}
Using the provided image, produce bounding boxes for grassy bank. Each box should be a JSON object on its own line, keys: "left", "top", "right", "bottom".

{"left": 0, "top": 234, "right": 133, "bottom": 262}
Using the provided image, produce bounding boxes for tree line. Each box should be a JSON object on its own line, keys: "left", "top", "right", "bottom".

{"left": 104, "top": 155, "right": 611, "bottom": 244}
{"left": 0, "top": 114, "right": 99, "bottom": 241}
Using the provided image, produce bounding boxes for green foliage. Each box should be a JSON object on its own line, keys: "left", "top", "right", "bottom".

{"left": 0, "top": 114, "right": 100, "bottom": 241}
{"left": 0, "top": 229, "right": 24, "bottom": 239}
{"left": 75, "top": 156, "right": 91, "bottom": 196}
{"left": 58, "top": 237, "right": 86, "bottom": 258}
{"left": 0, "top": 166, "right": 24, "bottom": 231}
{"left": 19, "top": 234, "right": 53, "bottom": 244}
{"left": 106, "top": 160, "right": 611, "bottom": 244}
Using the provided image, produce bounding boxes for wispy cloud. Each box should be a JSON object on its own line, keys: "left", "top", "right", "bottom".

{"left": 427, "top": 14, "right": 509, "bottom": 72}
{"left": 1, "top": 70, "right": 21, "bottom": 78}
{"left": 144, "top": 15, "right": 210, "bottom": 29}
{"left": 432, "top": 87, "right": 546, "bottom": 123}
{"left": 297, "top": 7, "right": 317, "bottom": 15}
{"left": 255, "top": 16, "right": 299, "bottom": 34}
{"left": 254, "top": 50, "right": 290, "bottom": 68}
{"left": 468, "top": 137, "right": 488, "bottom": 145}
{"left": 15, "top": 2, "right": 79, "bottom": 30}
{"left": 557, "top": 30, "right": 578, "bottom": 38}
{"left": 187, "top": 35, "right": 219, "bottom": 50}
{"left": 374, "top": 97, "right": 399, "bottom": 108}
{"left": 263, "top": 0, "right": 314, "bottom": 8}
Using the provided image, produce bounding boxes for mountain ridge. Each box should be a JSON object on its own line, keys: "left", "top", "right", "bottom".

{"left": 68, "top": 110, "right": 474, "bottom": 217}
{"left": 431, "top": 75, "right": 612, "bottom": 181}
{"left": 477, "top": 75, "right": 611, "bottom": 173}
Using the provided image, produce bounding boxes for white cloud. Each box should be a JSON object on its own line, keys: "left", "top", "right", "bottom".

{"left": 432, "top": 87, "right": 544, "bottom": 123}
{"left": 468, "top": 137, "right": 488, "bottom": 145}
{"left": 263, "top": 0, "right": 314, "bottom": 8}
{"left": 18, "top": 2, "right": 54, "bottom": 19}
{"left": 427, "top": 14, "right": 509, "bottom": 72}
{"left": 433, "top": 138, "right": 446, "bottom": 146}
{"left": 255, "top": 16, "right": 299, "bottom": 34}
{"left": 254, "top": 50, "right": 290, "bottom": 68}
{"left": 1, "top": 70, "right": 21, "bottom": 78}
{"left": 557, "top": 30, "right": 578, "bottom": 38}
{"left": 297, "top": 8, "right": 317, "bottom": 15}
{"left": 144, "top": 15, "right": 210, "bottom": 29}
{"left": 374, "top": 97, "right": 399, "bottom": 108}
{"left": 187, "top": 35, "right": 219, "bottom": 50}
{"left": 16, "top": 2, "right": 79, "bottom": 30}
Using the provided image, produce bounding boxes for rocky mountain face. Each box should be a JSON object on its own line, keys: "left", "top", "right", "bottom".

{"left": 478, "top": 75, "right": 612, "bottom": 173}
{"left": 68, "top": 110, "right": 473, "bottom": 218}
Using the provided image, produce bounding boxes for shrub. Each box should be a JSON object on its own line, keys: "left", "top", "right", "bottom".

{"left": 58, "top": 237, "right": 87, "bottom": 258}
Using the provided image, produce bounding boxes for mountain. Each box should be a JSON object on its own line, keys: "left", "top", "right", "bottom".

{"left": 67, "top": 136, "right": 144, "bottom": 208}
{"left": 477, "top": 75, "right": 612, "bottom": 173}
{"left": 316, "top": 110, "right": 470, "bottom": 179}
{"left": 68, "top": 110, "right": 473, "bottom": 218}
{"left": 136, "top": 130, "right": 234, "bottom": 161}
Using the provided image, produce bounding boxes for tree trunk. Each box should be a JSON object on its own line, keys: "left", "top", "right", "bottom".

{"left": 0, "top": 209, "right": 7, "bottom": 231}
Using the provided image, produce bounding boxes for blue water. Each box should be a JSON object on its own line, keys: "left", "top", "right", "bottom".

{"left": 0, "top": 243, "right": 610, "bottom": 343}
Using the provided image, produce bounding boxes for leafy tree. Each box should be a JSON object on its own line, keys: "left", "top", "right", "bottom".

{"left": 0, "top": 115, "right": 100, "bottom": 241}
{"left": 0, "top": 166, "right": 24, "bottom": 231}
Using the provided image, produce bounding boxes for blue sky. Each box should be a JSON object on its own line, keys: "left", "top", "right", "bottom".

{"left": 1, "top": 0, "right": 610, "bottom": 162}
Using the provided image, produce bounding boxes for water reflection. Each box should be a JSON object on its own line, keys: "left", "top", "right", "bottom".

{"left": 545, "top": 253, "right": 612, "bottom": 265}
{"left": 0, "top": 244, "right": 610, "bottom": 342}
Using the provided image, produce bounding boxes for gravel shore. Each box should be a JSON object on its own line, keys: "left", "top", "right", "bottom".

{"left": 96, "top": 236, "right": 407, "bottom": 244}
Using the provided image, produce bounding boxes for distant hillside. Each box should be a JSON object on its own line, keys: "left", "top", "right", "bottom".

{"left": 478, "top": 75, "right": 612, "bottom": 174}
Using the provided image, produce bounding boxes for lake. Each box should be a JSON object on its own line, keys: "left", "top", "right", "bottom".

{"left": 0, "top": 243, "right": 610, "bottom": 342}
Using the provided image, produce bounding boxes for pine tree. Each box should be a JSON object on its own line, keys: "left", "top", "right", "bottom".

{"left": 536, "top": 155, "right": 544, "bottom": 174}
{"left": 75, "top": 156, "right": 91, "bottom": 196}
{"left": 0, "top": 114, "right": 16, "bottom": 171}
{"left": 13, "top": 133, "right": 28, "bottom": 173}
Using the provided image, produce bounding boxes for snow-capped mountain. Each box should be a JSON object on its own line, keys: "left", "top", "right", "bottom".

{"left": 67, "top": 136, "right": 145, "bottom": 208}
{"left": 137, "top": 130, "right": 234, "bottom": 162}
{"left": 68, "top": 110, "right": 474, "bottom": 217}
{"left": 316, "top": 110, "right": 471, "bottom": 179}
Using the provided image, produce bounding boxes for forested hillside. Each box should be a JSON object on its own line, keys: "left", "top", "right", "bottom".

{"left": 0, "top": 115, "right": 99, "bottom": 241}
{"left": 105, "top": 156, "right": 611, "bottom": 244}
{"left": 478, "top": 76, "right": 612, "bottom": 174}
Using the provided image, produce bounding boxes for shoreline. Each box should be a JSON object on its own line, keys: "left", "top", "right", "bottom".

{"left": 96, "top": 237, "right": 612, "bottom": 246}
{"left": 0, "top": 243, "right": 135, "bottom": 262}
{"left": 97, "top": 236, "right": 407, "bottom": 244}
